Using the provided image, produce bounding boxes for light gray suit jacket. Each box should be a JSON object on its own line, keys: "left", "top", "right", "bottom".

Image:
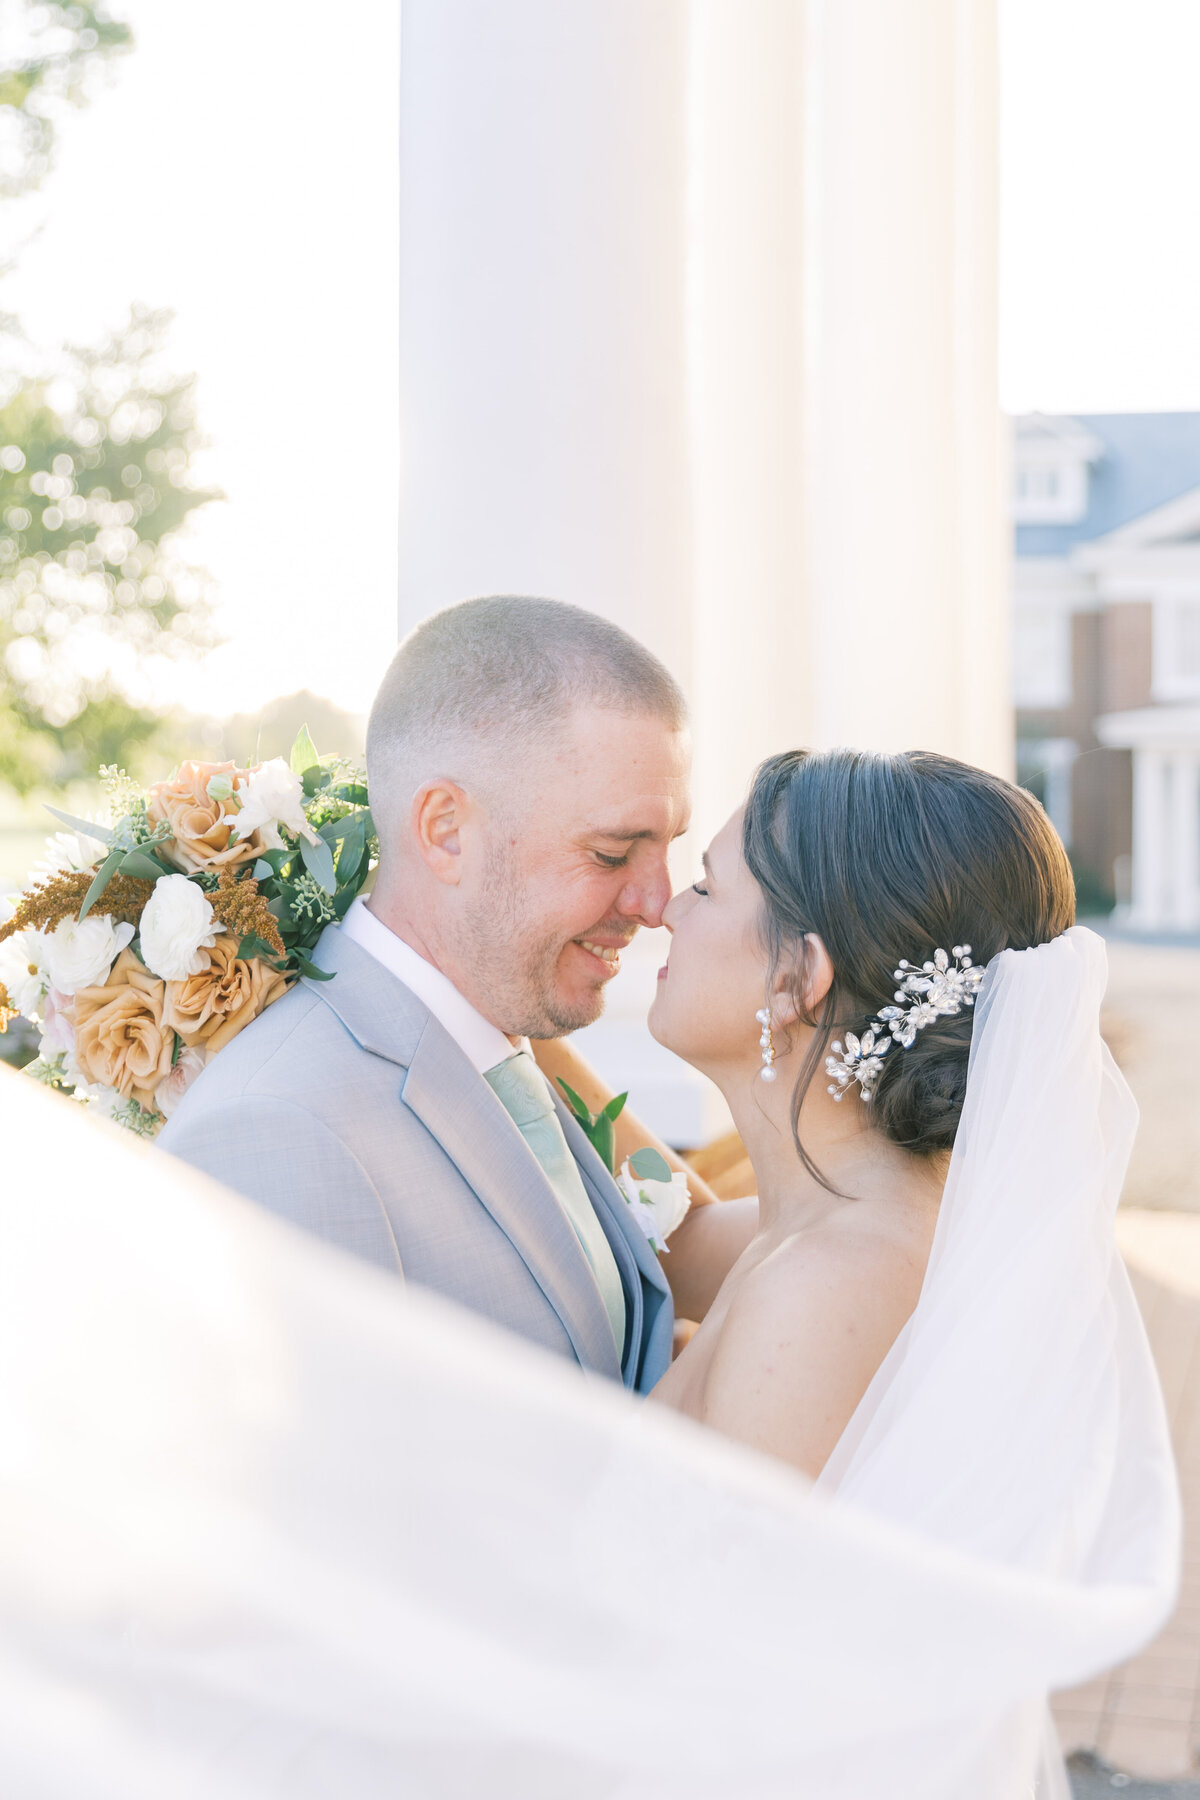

{"left": 157, "top": 923, "right": 674, "bottom": 1391}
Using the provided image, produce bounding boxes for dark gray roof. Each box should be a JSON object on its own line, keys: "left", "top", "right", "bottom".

{"left": 1015, "top": 411, "right": 1200, "bottom": 555}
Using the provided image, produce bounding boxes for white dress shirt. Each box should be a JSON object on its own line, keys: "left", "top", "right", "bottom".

{"left": 339, "top": 897, "right": 519, "bottom": 1073}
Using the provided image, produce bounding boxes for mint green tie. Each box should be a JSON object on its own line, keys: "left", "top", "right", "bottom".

{"left": 484, "top": 1051, "right": 627, "bottom": 1359}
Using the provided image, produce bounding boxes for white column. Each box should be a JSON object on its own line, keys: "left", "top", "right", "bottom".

{"left": 1129, "top": 748, "right": 1169, "bottom": 931}
{"left": 397, "top": 2, "right": 693, "bottom": 679}
{"left": 398, "top": 0, "right": 1008, "bottom": 839}
{"left": 1167, "top": 752, "right": 1200, "bottom": 931}
{"left": 799, "top": 0, "right": 1010, "bottom": 774}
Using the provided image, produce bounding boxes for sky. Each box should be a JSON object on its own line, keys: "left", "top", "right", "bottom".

{"left": 999, "top": 0, "right": 1200, "bottom": 413}
{"left": 1, "top": 0, "right": 401, "bottom": 720}
{"left": 4, "top": 0, "right": 1200, "bottom": 718}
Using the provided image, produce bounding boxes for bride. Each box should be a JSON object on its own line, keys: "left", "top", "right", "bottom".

{"left": 649, "top": 745, "right": 1076, "bottom": 1475}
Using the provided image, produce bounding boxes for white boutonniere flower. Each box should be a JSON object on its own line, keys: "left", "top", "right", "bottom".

{"left": 615, "top": 1148, "right": 692, "bottom": 1255}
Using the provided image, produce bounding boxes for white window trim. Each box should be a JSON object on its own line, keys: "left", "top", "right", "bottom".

{"left": 1152, "top": 593, "right": 1200, "bottom": 703}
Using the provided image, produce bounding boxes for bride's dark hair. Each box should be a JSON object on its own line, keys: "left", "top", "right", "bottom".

{"left": 743, "top": 748, "right": 1075, "bottom": 1173}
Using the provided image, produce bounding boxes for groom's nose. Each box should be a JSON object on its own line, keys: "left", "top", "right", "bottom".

{"left": 617, "top": 853, "right": 673, "bottom": 929}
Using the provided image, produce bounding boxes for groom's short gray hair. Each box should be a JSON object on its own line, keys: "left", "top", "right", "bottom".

{"left": 367, "top": 594, "right": 687, "bottom": 822}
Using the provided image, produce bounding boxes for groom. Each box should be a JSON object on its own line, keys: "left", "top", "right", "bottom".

{"left": 159, "top": 596, "right": 691, "bottom": 1391}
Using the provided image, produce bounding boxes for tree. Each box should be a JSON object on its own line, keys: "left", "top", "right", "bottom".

{"left": 0, "top": 4, "right": 218, "bottom": 791}
{"left": 0, "top": 2, "right": 132, "bottom": 199}
{"left": 0, "top": 306, "right": 219, "bottom": 790}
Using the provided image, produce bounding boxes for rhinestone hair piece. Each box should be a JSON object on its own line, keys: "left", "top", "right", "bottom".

{"left": 824, "top": 945, "right": 985, "bottom": 1104}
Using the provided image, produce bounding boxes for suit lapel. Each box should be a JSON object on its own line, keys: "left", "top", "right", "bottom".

{"left": 304, "top": 923, "right": 638, "bottom": 1384}
{"left": 400, "top": 1016, "right": 623, "bottom": 1381}
{"left": 554, "top": 1094, "right": 672, "bottom": 1388}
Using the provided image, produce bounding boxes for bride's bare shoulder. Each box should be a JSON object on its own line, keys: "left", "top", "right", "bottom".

{"left": 698, "top": 1212, "right": 929, "bottom": 1479}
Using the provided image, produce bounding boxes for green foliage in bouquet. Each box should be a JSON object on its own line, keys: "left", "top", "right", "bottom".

{"left": 0, "top": 729, "right": 376, "bottom": 1135}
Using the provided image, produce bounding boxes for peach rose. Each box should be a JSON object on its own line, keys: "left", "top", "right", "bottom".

{"left": 73, "top": 948, "right": 176, "bottom": 1112}
{"left": 147, "top": 760, "right": 264, "bottom": 874}
{"left": 161, "top": 937, "right": 290, "bottom": 1054}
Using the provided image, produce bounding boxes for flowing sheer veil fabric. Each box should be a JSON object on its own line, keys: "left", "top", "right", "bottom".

{"left": 0, "top": 927, "right": 1178, "bottom": 1800}
{"left": 818, "top": 926, "right": 1181, "bottom": 1794}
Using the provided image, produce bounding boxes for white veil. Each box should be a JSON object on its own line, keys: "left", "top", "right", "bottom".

{"left": 0, "top": 927, "right": 1179, "bottom": 1800}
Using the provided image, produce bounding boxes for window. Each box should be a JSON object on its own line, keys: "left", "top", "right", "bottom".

{"left": 1013, "top": 605, "right": 1072, "bottom": 709}
{"left": 1152, "top": 596, "right": 1200, "bottom": 701}
{"left": 1012, "top": 454, "right": 1090, "bottom": 524}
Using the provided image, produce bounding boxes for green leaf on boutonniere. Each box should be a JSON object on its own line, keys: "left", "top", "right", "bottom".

{"left": 629, "top": 1147, "right": 672, "bottom": 1184}
{"left": 556, "top": 1079, "right": 629, "bottom": 1176}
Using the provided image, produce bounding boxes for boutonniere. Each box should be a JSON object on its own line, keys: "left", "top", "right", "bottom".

{"left": 557, "top": 1080, "right": 691, "bottom": 1255}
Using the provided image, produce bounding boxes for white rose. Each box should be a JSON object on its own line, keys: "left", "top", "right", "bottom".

{"left": 44, "top": 915, "right": 136, "bottom": 996}
{"left": 138, "top": 874, "right": 225, "bottom": 981}
{"left": 153, "top": 1044, "right": 207, "bottom": 1118}
{"left": 615, "top": 1159, "right": 692, "bottom": 1255}
{"left": 230, "top": 757, "right": 320, "bottom": 850}
{"left": 0, "top": 926, "right": 51, "bottom": 1018}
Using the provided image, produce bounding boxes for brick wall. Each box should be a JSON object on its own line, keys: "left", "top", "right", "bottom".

{"left": 1016, "top": 601, "right": 1151, "bottom": 903}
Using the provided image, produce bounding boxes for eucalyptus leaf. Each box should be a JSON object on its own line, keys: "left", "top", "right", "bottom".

{"left": 237, "top": 933, "right": 288, "bottom": 968}
{"left": 629, "top": 1147, "right": 673, "bottom": 1184}
{"left": 289, "top": 724, "right": 320, "bottom": 777}
{"left": 334, "top": 813, "right": 366, "bottom": 883}
{"left": 118, "top": 850, "right": 171, "bottom": 882}
{"left": 299, "top": 833, "right": 337, "bottom": 895}
{"left": 77, "top": 849, "right": 123, "bottom": 921}
{"left": 44, "top": 804, "right": 115, "bottom": 847}
{"left": 294, "top": 953, "right": 335, "bottom": 982}
{"left": 252, "top": 848, "right": 292, "bottom": 877}
{"left": 302, "top": 764, "right": 332, "bottom": 797}
{"left": 331, "top": 783, "right": 369, "bottom": 806}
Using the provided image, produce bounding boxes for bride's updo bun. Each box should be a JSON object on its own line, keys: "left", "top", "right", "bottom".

{"left": 743, "top": 749, "right": 1075, "bottom": 1168}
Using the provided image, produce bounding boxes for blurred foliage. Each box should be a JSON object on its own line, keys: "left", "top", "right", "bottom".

{"left": 197, "top": 691, "right": 367, "bottom": 771}
{"left": 0, "top": 1, "right": 132, "bottom": 198}
{"left": 1069, "top": 852, "right": 1115, "bottom": 918}
{"left": 0, "top": 3, "right": 221, "bottom": 795}
{"left": 0, "top": 307, "right": 220, "bottom": 791}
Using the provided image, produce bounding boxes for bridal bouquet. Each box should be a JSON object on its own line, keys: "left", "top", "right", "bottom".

{"left": 0, "top": 729, "right": 374, "bottom": 1137}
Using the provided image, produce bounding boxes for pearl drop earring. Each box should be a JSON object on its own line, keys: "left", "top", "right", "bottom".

{"left": 756, "top": 1007, "right": 778, "bottom": 1082}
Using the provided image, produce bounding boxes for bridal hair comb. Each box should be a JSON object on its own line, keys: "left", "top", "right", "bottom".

{"left": 825, "top": 945, "right": 985, "bottom": 1103}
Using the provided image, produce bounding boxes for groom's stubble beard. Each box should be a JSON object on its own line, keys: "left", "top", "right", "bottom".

{"left": 460, "top": 837, "right": 618, "bottom": 1039}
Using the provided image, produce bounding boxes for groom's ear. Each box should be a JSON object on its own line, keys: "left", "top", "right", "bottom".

{"left": 770, "top": 933, "right": 835, "bottom": 1027}
{"left": 412, "top": 779, "right": 469, "bottom": 885}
